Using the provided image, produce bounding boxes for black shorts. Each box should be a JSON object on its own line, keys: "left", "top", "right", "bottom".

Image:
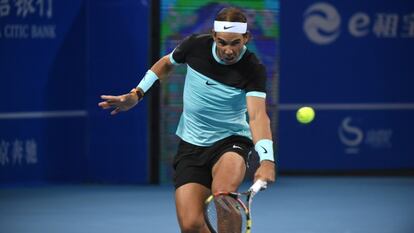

{"left": 173, "top": 135, "right": 253, "bottom": 189}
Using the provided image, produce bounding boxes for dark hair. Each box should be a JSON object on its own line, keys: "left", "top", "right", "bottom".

{"left": 215, "top": 7, "right": 247, "bottom": 23}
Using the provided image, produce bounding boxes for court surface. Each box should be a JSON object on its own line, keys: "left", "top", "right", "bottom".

{"left": 1, "top": 176, "right": 413, "bottom": 233}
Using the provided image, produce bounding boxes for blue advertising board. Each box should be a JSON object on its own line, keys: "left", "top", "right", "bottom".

{"left": 279, "top": 0, "right": 414, "bottom": 171}
{"left": 86, "top": 0, "right": 149, "bottom": 183}
{"left": 0, "top": 0, "right": 149, "bottom": 184}
{"left": 0, "top": 0, "right": 88, "bottom": 183}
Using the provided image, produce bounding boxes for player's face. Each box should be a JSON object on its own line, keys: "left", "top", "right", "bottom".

{"left": 213, "top": 32, "right": 249, "bottom": 65}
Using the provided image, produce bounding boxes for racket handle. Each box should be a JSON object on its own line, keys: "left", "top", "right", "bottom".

{"left": 249, "top": 179, "right": 267, "bottom": 193}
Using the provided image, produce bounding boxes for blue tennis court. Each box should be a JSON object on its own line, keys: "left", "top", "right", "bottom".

{"left": 2, "top": 177, "right": 413, "bottom": 233}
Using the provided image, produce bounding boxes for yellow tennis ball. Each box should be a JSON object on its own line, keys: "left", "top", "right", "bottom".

{"left": 296, "top": 107, "right": 315, "bottom": 124}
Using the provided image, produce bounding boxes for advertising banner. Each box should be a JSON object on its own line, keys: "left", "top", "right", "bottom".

{"left": 279, "top": 0, "right": 414, "bottom": 171}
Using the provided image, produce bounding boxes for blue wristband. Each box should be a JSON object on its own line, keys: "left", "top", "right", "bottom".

{"left": 254, "top": 139, "right": 274, "bottom": 162}
{"left": 137, "top": 70, "right": 159, "bottom": 93}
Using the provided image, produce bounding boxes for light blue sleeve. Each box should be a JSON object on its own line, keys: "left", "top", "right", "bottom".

{"left": 246, "top": 91, "right": 266, "bottom": 98}
{"left": 169, "top": 49, "right": 180, "bottom": 66}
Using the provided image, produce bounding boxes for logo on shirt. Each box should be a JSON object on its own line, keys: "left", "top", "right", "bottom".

{"left": 205, "top": 81, "right": 217, "bottom": 86}
{"left": 224, "top": 26, "right": 235, "bottom": 30}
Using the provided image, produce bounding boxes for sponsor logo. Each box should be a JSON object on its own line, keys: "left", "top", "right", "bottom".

{"left": 303, "top": 2, "right": 414, "bottom": 45}
{"left": 303, "top": 2, "right": 341, "bottom": 45}
{"left": 260, "top": 146, "right": 268, "bottom": 154}
{"left": 338, "top": 117, "right": 393, "bottom": 154}
{"left": 205, "top": 81, "right": 217, "bottom": 86}
{"left": 338, "top": 117, "right": 363, "bottom": 154}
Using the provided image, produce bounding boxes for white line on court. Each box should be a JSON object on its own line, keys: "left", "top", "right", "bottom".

{"left": 279, "top": 103, "right": 414, "bottom": 111}
{"left": 0, "top": 110, "right": 88, "bottom": 119}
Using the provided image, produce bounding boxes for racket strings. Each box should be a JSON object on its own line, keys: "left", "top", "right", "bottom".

{"left": 206, "top": 195, "right": 246, "bottom": 233}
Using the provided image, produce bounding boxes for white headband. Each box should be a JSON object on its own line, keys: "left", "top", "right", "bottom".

{"left": 214, "top": 21, "right": 247, "bottom": 34}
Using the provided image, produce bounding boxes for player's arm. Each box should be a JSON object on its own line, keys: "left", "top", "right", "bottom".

{"left": 99, "top": 34, "right": 194, "bottom": 114}
{"left": 98, "top": 54, "right": 174, "bottom": 115}
{"left": 246, "top": 96, "right": 276, "bottom": 183}
{"left": 131, "top": 54, "right": 175, "bottom": 95}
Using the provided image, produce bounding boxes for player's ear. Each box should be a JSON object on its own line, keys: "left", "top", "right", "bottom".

{"left": 212, "top": 30, "right": 217, "bottom": 40}
{"left": 243, "top": 32, "right": 251, "bottom": 44}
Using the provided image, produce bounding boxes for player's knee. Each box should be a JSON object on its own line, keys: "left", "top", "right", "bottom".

{"left": 180, "top": 218, "right": 206, "bottom": 233}
{"left": 212, "top": 182, "right": 239, "bottom": 193}
{"left": 212, "top": 185, "right": 233, "bottom": 194}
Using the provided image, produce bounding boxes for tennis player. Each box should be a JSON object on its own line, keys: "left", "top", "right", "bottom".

{"left": 99, "top": 7, "right": 276, "bottom": 233}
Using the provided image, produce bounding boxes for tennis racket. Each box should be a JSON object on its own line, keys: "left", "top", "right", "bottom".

{"left": 204, "top": 179, "right": 267, "bottom": 233}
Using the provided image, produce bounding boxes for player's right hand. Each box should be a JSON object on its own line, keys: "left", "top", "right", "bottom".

{"left": 254, "top": 160, "right": 276, "bottom": 184}
{"left": 98, "top": 89, "right": 141, "bottom": 115}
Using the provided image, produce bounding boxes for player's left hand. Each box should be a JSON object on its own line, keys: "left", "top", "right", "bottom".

{"left": 254, "top": 160, "right": 276, "bottom": 183}
{"left": 98, "top": 89, "right": 141, "bottom": 115}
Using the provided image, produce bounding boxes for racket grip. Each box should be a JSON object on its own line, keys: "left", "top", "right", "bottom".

{"left": 249, "top": 179, "right": 267, "bottom": 193}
